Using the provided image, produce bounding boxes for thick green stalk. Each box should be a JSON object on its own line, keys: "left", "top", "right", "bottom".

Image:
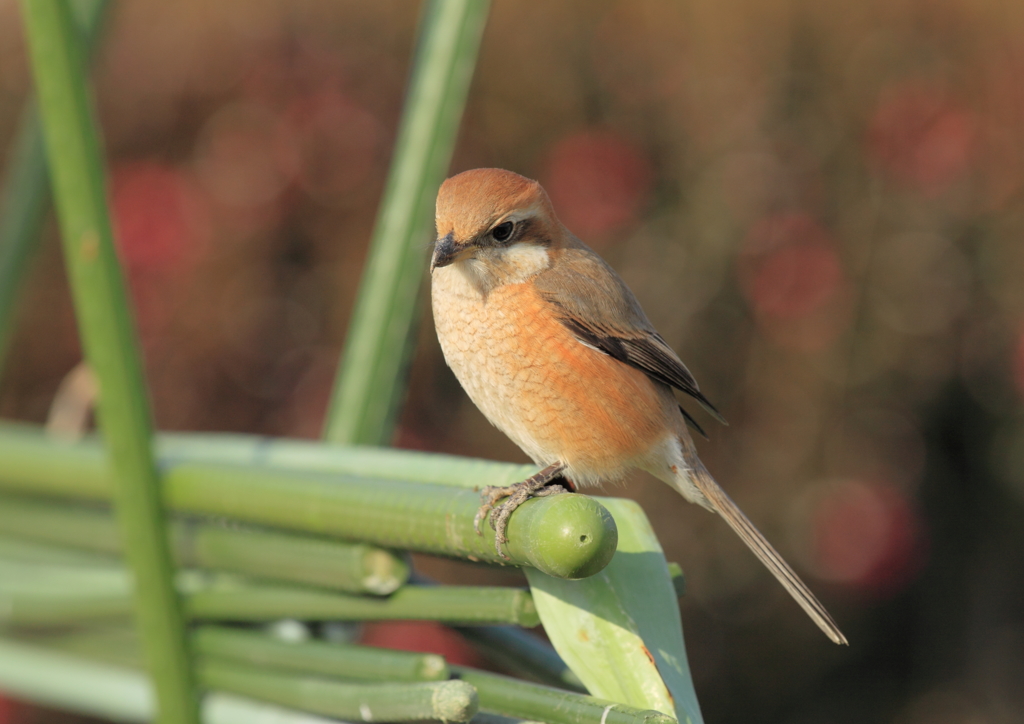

{"left": 0, "top": 420, "right": 537, "bottom": 493}
{"left": 181, "top": 522, "right": 409, "bottom": 596}
{"left": 29, "top": 627, "right": 669, "bottom": 724}
{"left": 21, "top": 624, "right": 156, "bottom": 669}
{"left": 0, "top": 556, "right": 132, "bottom": 625}
{"left": 187, "top": 582, "right": 539, "bottom": 626}
{"left": 0, "top": 427, "right": 618, "bottom": 579}
{"left": 192, "top": 626, "right": 448, "bottom": 683}
{"left": 0, "top": 494, "right": 409, "bottom": 595}
{"left": 10, "top": 629, "right": 471, "bottom": 723}
{"left": 0, "top": 0, "right": 108, "bottom": 375}
{"left": 30, "top": 626, "right": 677, "bottom": 724}
{"left": 0, "top": 637, "right": 343, "bottom": 724}
{"left": 0, "top": 422, "right": 109, "bottom": 497}
{"left": 199, "top": 657, "right": 479, "bottom": 723}
{"left": 164, "top": 463, "right": 615, "bottom": 579}
{"left": 0, "top": 495, "right": 120, "bottom": 552}
{"left": 454, "top": 668, "right": 676, "bottom": 724}
{"left": 19, "top": 2, "right": 198, "bottom": 722}
{"left": 0, "top": 544, "right": 535, "bottom": 626}
{"left": 159, "top": 428, "right": 539, "bottom": 489}
{"left": 193, "top": 630, "right": 677, "bottom": 724}
{"left": 0, "top": 533, "right": 117, "bottom": 567}
{"left": 324, "top": 0, "right": 490, "bottom": 445}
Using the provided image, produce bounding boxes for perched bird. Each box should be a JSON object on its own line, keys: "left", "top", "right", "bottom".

{"left": 430, "top": 168, "right": 847, "bottom": 645}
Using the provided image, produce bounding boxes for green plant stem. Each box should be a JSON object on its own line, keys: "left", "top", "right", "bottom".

{"left": 454, "top": 668, "right": 676, "bottom": 724}
{"left": 182, "top": 522, "right": 410, "bottom": 596}
{"left": 18, "top": 624, "right": 154, "bottom": 669}
{"left": 0, "top": 0, "right": 108, "bottom": 376}
{"left": 0, "top": 495, "right": 120, "bottom": 552}
{"left": 0, "top": 534, "right": 118, "bottom": 567}
{"left": 161, "top": 428, "right": 540, "bottom": 489}
{"left": 186, "top": 582, "right": 539, "bottom": 626}
{"left": 0, "top": 501, "right": 692, "bottom": 625}
{"left": 0, "top": 420, "right": 537, "bottom": 493}
{"left": 0, "top": 556, "right": 132, "bottom": 625}
{"left": 0, "top": 547, "right": 537, "bottom": 626}
{"left": 0, "top": 637, "right": 362, "bottom": 724}
{"left": 19, "top": 2, "right": 197, "bottom": 722}
{"left": 165, "top": 464, "right": 615, "bottom": 579}
{"left": 28, "top": 627, "right": 670, "bottom": 724}
{"left": 200, "top": 657, "right": 479, "bottom": 723}
{"left": 29, "top": 627, "right": 668, "bottom": 724}
{"left": 0, "top": 425, "right": 617, "bottom": 580}
{"left": 324, "top": 0, "right": 490, "bottom": 445}
{"left": 192, "top": 626, "right": 448, "bottom": 682}
{"left": 0, "top": 494, "right": 409, "bottom": 595}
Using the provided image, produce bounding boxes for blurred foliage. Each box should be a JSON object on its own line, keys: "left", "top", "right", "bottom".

{"left": 1, "top": 0, "right": 1023, "bottom": 723}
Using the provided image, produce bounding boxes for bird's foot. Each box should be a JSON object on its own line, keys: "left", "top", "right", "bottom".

{"left": 474, "top": 462, "right": 568, "bottom": 559}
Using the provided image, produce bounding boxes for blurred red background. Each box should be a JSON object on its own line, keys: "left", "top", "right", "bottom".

{"left": 2, "top": 1, "right": 1023, "bottom": 723}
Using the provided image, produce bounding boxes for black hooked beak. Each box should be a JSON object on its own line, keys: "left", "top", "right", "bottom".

{"left": 430, "top": 232, "right": 459, "bottom": 272}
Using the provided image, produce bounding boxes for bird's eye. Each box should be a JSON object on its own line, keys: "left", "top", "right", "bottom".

{"left": 491, "top": 221, "right": 515, "bottom": 242}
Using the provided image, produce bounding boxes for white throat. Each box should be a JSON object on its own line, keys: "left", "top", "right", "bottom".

{"left": 459, "top": 242, "right": 551, "bottom": 295}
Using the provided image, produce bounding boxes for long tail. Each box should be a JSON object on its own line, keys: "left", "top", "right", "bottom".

{"left": 679, "top": 458, "right": 848, "bottom": 645}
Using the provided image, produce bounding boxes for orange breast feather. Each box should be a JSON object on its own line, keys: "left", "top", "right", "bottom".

{"left": 492, "top": 283, "right": 673, "bottom": 476}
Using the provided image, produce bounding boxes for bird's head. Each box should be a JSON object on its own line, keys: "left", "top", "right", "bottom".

{"left": 431, "top": 168, "right": 561, "bottom": 288}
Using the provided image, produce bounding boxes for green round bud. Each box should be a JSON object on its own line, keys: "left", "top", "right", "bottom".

{"left": 506, "top": 494, "right": 618, "bottom": 579}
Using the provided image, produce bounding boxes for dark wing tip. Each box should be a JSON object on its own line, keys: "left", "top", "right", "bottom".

{"left": 693, "top": 391, "right": 728, "bottom": 426}
{"left": 679, "top": 405, "right": 709, "bottom": 440}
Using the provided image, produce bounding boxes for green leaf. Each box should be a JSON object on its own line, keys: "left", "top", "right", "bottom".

{"left": 525, "top": 498, "right": 703, "bottom": 724}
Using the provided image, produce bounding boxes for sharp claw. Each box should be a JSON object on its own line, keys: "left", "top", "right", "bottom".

{"left": 493, "top": 526, "right": 511, "bottom": 560}
{"left": 488, "top": 504, "right": 502, "bottom": 532}
{"left": 474, "top": 486, "right": 508, "bottom": 537}
{"left": 473, "top": 505, "right": 489, "bottom": 536}
{"left": 473, "top": 463, "right": 568, "bottom": 561}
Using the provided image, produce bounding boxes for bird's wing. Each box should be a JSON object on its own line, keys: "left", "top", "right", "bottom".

{"left": 534, "top": 244, "right": 727, "bottom": 429}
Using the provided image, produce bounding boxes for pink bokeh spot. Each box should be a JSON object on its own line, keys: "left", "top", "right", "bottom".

{"left": 866, "top": 81, "right": 977, "bottom": 196}
{"left": 543, "top": 130, "right": 653, "bottom": 239}
{"left": 812, "top": 480, "right": 926, "bottom": 597}
{"left": 111, "top": 161, "right": 210, "bottom": 276}
{"left": 740, "top": 213, "right": 846, "bottom": 321}
{"left": 110, "top": 160, "right": 212, "bottom": 341}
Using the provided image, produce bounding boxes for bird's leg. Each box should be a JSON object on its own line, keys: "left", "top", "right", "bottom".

{"left": 474, "top": 462, "right": 568, "bottom": 559}
{"left": 473, "top": 463, "right": 567, "bottom": 537}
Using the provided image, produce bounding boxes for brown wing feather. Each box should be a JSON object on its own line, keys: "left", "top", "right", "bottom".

{"left": 534, "top": 242, "right": 726, "bottom": 427}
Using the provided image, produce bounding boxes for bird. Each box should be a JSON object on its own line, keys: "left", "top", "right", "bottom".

{"left": 429, "top": 167, "right": 847, "bottom": 645}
